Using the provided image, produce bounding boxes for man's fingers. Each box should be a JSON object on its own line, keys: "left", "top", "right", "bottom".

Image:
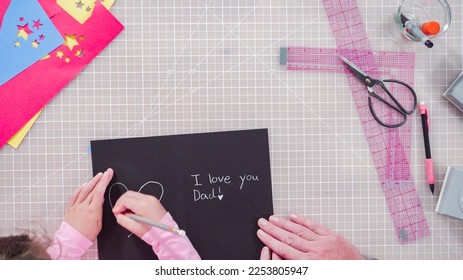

{"left": 289, "top": 214, "right": 332, "bottom": 236}
{"left": 272, "top": 252, "right": 283, "bottom": 260}
{"left": 260, "top": 246, "right": 271, "bottom": 260}
{"left": 260, "top": 246, "right": 284, "bottom": 260}
{"left": 258, "top": 218, "right": 312, "bottom": 252}
{"left": 256, "top": 229, "right": 303, "bottom": 260}
{"left": 268, "top": 215, "right": 319, "bottom": 241}
{"left": 76, "top": 172, "right": 103, "bottom": 204}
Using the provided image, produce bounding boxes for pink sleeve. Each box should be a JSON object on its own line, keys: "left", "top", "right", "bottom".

{"left": 141, "top": 212, "right": 201, "bottom": 260}
{"left": 46, "top": 222, "right": 93, "bottom": 260}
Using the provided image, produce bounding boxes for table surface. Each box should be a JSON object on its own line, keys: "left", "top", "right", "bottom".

{"left": 1, "top": 0, "right": 462, "bottom": 260}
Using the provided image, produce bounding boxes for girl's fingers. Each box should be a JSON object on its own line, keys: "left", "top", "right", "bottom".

{"left": 114, "top": 213, "right": 150, "bottom": 238}
{"left": 88, "top": 168, "right": 113, "bottom": 206}
{"left": 76, "top": 172, "right": 103, "bottom": 204}
{"left": 67, "top": 182, "right": 85, "bottom": 209}
{"left": 112, "top": 191, "right": 141, "bottom": 214}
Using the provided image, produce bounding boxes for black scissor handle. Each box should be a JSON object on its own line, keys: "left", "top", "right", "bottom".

{"left": 367, "top": 96, "right": 407, "bottom": 128}
{"left": 366, "top": 79, "right": 417, "bottom": 128}
{"left": 382, "top": 79, "right": 418, "bottom": 115}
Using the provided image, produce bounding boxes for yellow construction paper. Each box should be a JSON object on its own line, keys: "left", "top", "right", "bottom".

{"left": 57, "top": 0, "right": 116, "bottom": 24}
{"left": 57, "top": 0, "right": 96, "bottom": 24}
{"left": 101, "top": 0, "right": 116, "bottom": 10}
{"left": 7, "top": 110, "right": 42, "bottom": 149}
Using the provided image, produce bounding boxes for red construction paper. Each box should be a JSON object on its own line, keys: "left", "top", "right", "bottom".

{"left": 0, "top": 0, "right": 124, "bottom": 148}
{"left": 0, "top": 1, "right": 11, "bottom": 30}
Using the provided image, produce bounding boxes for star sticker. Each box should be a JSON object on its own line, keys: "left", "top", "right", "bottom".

{"left": 65, "top": 57, "right": 71, "bottom": 63}
{"left": 56, "top": 50, "right": 64, "bottom": 59}
{"left": 76, "top": 1, "right": 84, "bottom": 9}
{"left": 33, "top": 19, "right": 43, "bottom": 30}
{"left": 86, "top": 6, "right": 92, "bottom": 12}
{"left": 19, "top": 17, "right": 24, "bottom": 22}
{"left": 17, "top": 23, "right": 33, "bottom": 41}
{"left": 63, "top": 34, "right": 79, "bottom": 51}
{"left": 75, "top": 49, "right": 84, "bottom": 58}
{"left": 39, "top": 34, "right": 45, "bottom": 40}
{"left": 14, "top": 40, "right": 21, "bottom": 47}
{"left": 79, "top": 35, "right": 85, "bottom": 41}
{"left": 31, "top": 40, "right": 40, "bottom": 48}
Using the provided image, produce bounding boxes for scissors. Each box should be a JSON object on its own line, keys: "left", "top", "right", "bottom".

{"left": 340, "top": 56, "right": 417, "bottom": 128}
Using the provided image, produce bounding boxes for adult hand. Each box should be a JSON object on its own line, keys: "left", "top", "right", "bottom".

{"left": 64, "top": 168, "right": 114, "bottom": 241}
{"left": 257, "top": 214, "right": 364, "bottom": 260}
{"left": 112, "top": 191, "right": 167, "bottom": 238}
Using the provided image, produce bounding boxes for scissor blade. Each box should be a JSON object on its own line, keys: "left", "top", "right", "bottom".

{"left": 339, "top": 56, "right": 369, "bottom": 81}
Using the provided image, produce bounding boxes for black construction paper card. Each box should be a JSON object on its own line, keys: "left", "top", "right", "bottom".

{"left": 91, "top": 129, "right": 274, "bottom": 260}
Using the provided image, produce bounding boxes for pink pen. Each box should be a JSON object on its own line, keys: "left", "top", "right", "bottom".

{"left": 419, "top": 102, "right": 435, "bottom": 194}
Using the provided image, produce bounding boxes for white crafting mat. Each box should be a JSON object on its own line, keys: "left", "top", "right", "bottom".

{"left": 1, "top": 0, "right": 462, "bottom": 260}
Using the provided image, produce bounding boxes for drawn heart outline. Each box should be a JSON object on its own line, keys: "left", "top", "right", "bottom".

{"left": 108, "top": 181, "right": 165, "bottom": 238}
{"left": 108, "top": 181, "right": 164, "bottom": 209}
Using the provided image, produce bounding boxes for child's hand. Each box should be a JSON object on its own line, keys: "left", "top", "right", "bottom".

{"left": 64, "top": 168, "right": 114, "bottom": 241}
{"left": 112, "top": 191, "right": 167, "bottom": 238}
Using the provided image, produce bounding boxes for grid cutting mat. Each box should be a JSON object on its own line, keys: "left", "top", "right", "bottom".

{"left": 1, "top": 0, "right": 462, "bottom": 259}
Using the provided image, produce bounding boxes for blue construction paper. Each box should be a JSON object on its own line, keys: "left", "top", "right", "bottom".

{"left": 0, "top": 0, "right": 63, "bottom": 86}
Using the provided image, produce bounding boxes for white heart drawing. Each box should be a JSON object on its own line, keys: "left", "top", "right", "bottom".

{"left": 108, "top": 181, "right": 164, "bottom": 209}
{"left": 218, "top": 194, "right": 223, "bottom": 200}
{"left": 108, "top": 181, "right": 164, "bottom": 238}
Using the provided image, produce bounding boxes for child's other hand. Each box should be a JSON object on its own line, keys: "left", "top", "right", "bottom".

{"left": 64, "top": 168, "right": 114, "bottom": 241}
{"left": 112, "top": 191, "right": 167, "bottom": 238}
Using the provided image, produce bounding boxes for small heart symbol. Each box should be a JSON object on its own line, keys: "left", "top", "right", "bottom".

{"left": 218, "top": 195, "right": 223, "bottom": 200}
